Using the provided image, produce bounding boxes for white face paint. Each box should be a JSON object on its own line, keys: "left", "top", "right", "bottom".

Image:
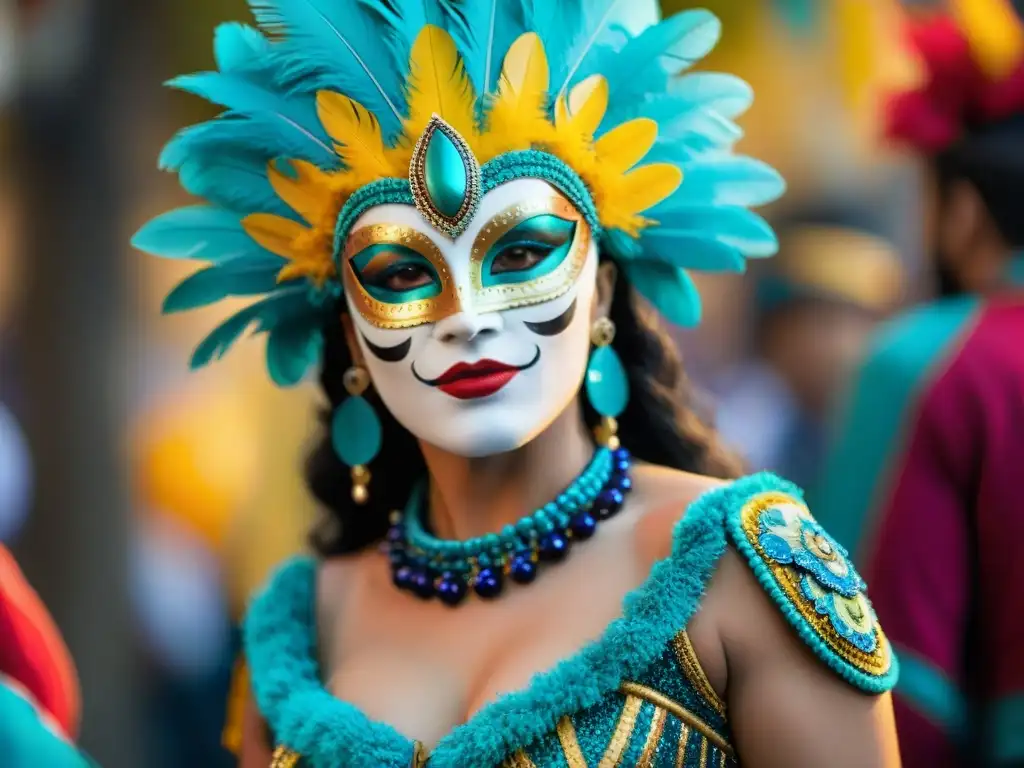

{"left": 343, "top": 179, "right": 598, "bottom": 457}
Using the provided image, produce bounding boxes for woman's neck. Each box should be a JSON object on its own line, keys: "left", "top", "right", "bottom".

{"left": 420, "top": 406, "right": 595, "bottom": 541}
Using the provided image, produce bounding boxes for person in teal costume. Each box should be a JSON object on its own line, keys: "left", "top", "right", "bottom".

{"left": 133, "top": 1, "right": 901, "bottom": 765}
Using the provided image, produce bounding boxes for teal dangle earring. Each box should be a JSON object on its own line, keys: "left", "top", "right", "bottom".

{"left": 585, "top": 317, "right": 629, "bottom": 449}
{"left": 331, "top": 365, "right": 382, "bottom": 504}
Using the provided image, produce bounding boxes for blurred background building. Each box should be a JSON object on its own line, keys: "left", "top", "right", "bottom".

{"left": 0, "top": 0, "right": 943, "bottom": 765}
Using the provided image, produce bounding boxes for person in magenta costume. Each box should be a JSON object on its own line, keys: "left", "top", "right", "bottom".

{"left": 133, "top": 1, "right": 901, "bottom": 765}
{"left": 814, "top": 6, "right": 1024, "bottom": 767}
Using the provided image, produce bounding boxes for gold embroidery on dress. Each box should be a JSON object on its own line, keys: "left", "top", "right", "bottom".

{"left": 672, "top": 631, "right": 726, "bottom": 717}
{"left": 699, "top": 738, "right": 708, "bottom": 767}
{"left": 637, "top": 706, "right": 667, "bottom": 767}
{"left": 618, "top": 682, "right": 735, "bottom": 758}
{"left": 556, "top": 716, "right": 588, "bottom": 768}
{"left": 503, "top": 749, "right": 538, "bottom": 768}
{"left": 270, "top": 745, "right": 300, "bottom": 768}
{"left": 675, "top": 724, "right": 690, "bottom": 768}
{"left": 411, "top": 741, "right": 429, "bottom": 768}
{"left": 598, "top": 694, "right": 642, "bottom": 767}
{"left": 738, "top": 492, "right": 893, "bottom": 678}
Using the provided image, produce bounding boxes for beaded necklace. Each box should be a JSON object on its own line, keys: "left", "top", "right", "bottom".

{"left": 386, "top": 447, "right": 633, "bottom": 605}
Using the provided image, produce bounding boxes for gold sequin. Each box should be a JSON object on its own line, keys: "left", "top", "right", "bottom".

{"left": 469, "top": 194, "right": 591, "bottom": 315}
{"left": 270, "top": 745, "right": 301, "bottom": 768}
{"left": 411, "top": 741, "right": 429, "bottom": 768}
{"left": 556, "top": 716, "right": 588, "bottom": 768}
{"left": 738, "top": 492, "right": 893, "bottom": 678}
{"left": 672, "top": 631, "right": 726, "bottom": 717}
{"left": 637, "top": 706, "right": 667, "bottom": 767}
{"left": 599, "top": 694, "right": 642, "bottom": 768}
{"left": 675, "top": 724, "right": 690, "bottom": 768}
{"left": 618, "top": 682, "right": 734, "bottom": 758}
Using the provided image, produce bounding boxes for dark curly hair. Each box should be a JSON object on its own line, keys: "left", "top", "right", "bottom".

{"left": 307, "top": 261, "right": 743, "bottom": 556}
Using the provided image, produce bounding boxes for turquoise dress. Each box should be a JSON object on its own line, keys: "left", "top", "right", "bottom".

{"left": 244, "top": 473, "right": 898, "bottom": 767}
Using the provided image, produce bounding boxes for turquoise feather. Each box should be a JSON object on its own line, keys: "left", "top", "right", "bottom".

{"left": 266, "top": 316, "right": 323, "bottom": 386}
{"left": 357, "top": 0, "right": 443, "bottom": 74}
{"left": 556, "top": 0, "right": 632, "bottom": 96}
{"left": 246, "top": 0, "right": 406, "bottom": 137}
{"left": 167, "top": 73, "right": 334, "bottom": 157}
{"left": 671, "top": 157, "right": 785, "bottom": 207}
{"left": 639, "top": 233, "right": 746, "bottom": 273}
{"left": 190, "top": 287, "right": 313, "bottom": 370}
{"left": 214, "top": 22, "right": 273, "bottom": 73}
{"left": 442, "top": 0, "right": 527, "bottom": 96}
{"left": 637, "top": 99, "right": 743, "bottom": 147}
{"left": 523, "top": 0, "right": 584, "bottom": 93}
{"left": 646, "top": 204, "right": 778, "bottom": 257}
{"left": 162, "top": 262, "right": 286, "bottom": 314}
{"left": 668, "top": 73, "right": 754, "bottom": 120}
{"left": 623, "top": 259, "right": 702, "bottom": 326}
{"left": 178, "top": 154, "right": 294, "bottom": 218}
{"left": 601, "top": 10, "right": 721, "bottom": 102}
{"left": 160, "top": 114, "right": 337, "bottom": 170}
{"left": 131, "top": 206, "right": 265, "bottom": 261}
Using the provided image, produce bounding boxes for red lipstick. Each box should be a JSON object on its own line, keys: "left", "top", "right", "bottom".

{"left": 432, "top": 359, "right": 519, "bottom": 400}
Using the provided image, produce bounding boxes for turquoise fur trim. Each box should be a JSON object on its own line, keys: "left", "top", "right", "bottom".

{"left": 480, "top": 151, "right": 600, "bottom": 234}
{"left": 724, "top": 481, "right": 899, "bottom": 695}
{"left": 243, "top": 472, "right": 813, "bottom": 767}
{"left": 332, "top": 179, "right": 415, "bottom": 266}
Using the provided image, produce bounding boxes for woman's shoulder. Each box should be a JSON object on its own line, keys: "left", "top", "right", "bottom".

{"left": 631, "top": 466, "right": 898, "bottom": 696}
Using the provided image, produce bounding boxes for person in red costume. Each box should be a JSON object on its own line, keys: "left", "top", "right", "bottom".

{"left": 0, "top": 544, "right": 95, "bottom": 766}
{"left": 815, "top": 2, "right": 1024, "bottom": 765}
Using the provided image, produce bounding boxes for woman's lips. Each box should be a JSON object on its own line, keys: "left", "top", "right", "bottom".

{"left": 432, "top": 360, "right": 519, "bottom": 400}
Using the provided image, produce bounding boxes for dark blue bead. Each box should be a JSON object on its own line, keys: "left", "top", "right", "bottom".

{"left": 386, "top": 526, "right": 405, "bottom": 544}
{"left": 615, "top": 475, "right": 633, "bottom": 494}
{"left": 392, "top": 565, "right": 414, "bottom": 590}
{"left": 539, "top": 532, "right": 570, "bottom": 562}
{"left": 614, "top": 457, "right": 631, "bottom": 474}
{"left": 388, "top": 550, "right": 406, "bottom": 566}
{"left": 435, "top": 574, "right": 467, "bottom": 606}
{"left": 509, "top": 553, "right": 537, "bottom": 584}
{"left": 474, "top": 567, "right": 503, "bottom": 599}
{"left": 570, "top": 511, "right": 598, "bottom": 541}
{"left": 613, "top": 447, "right": 631, "bottom": 463}
{"left": 410, "top": 569, "right": 434, "bottom": 599}
{"left": 594, "top": 488, "right": 624, "bottom": 520}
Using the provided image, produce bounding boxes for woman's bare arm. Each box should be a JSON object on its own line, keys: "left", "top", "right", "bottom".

{"left": 718, "top": 551, "right": 901, "bottom": 767}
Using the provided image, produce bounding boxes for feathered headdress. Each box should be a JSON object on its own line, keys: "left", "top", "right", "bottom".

{"left": 885, "top": 0, "right": 1024, "bottom": 152}
{"left": 133, "top": 0, "right": 784, "bottom": 386}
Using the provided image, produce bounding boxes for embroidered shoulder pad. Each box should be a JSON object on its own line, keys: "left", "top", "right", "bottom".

{"left": 725, "top": 491, "right": 898, "bottom": 694}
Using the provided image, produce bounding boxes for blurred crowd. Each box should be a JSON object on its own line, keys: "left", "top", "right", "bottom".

{"left": 0, "top": 0, "right": 1018, "bottom": 766}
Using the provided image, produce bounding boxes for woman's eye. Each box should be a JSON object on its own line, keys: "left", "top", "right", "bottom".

{"left": 382, "top": 264, "right": 434, "bottom": 291}
{"left": 491, "top": 245, "right": 547, "bottom": 274}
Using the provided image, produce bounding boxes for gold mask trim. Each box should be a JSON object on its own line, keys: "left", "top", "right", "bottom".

{"left": 342, "top": 224, "right": 461, "bottom": 329}
{"left": 469, "top": 194, "right": 591, "bottom": 316}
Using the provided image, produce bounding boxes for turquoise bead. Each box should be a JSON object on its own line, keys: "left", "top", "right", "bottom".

{"left": 585, "top": 346, "right": 629, "bottom": 417}
{"left": 424, "top": 127, "right": 468, "bottom": 218}
{"left": 330, "top": 395, "right": 381, "bottom": 467}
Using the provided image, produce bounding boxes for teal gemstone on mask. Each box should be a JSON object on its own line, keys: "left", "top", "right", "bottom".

{"left": 331, "top": 395, "right": 382, "bottom": 467}
{"left": 586, "top": 346, "right": 629, "bottom": 418}
{"left": 424, "top": 127, "right": 468, "bottom": 219}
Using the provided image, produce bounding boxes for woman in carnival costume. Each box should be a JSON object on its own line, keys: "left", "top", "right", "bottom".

{"left": 134, "top": 1, "right": 901, "bottom": 765}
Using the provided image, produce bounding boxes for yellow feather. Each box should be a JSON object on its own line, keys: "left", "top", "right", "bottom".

{"left": 952, "top": 0, "right": 1024, "bottom": 79}
{"left": 594, "top": 119, "right": 658, "bottom": 175}
{"left": 242, "top": 214, "right": 308, "bottom": 259}
{"left": 602, "top": 163, "right": 683, "bottom": 234}
{"left": 316, "top": 91, "right": 395, "bottom": 184}
{"left": 480, "top": 32, "right": 552, "bottom": 160}
{"left": 555, "top": 74, "right": 608, "bottom": 139}
{"left": 404, "top": 25, "right": 477, "bottom": 146}
{"left": 267, "top": 160, "right": 333, "bottom": 224}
